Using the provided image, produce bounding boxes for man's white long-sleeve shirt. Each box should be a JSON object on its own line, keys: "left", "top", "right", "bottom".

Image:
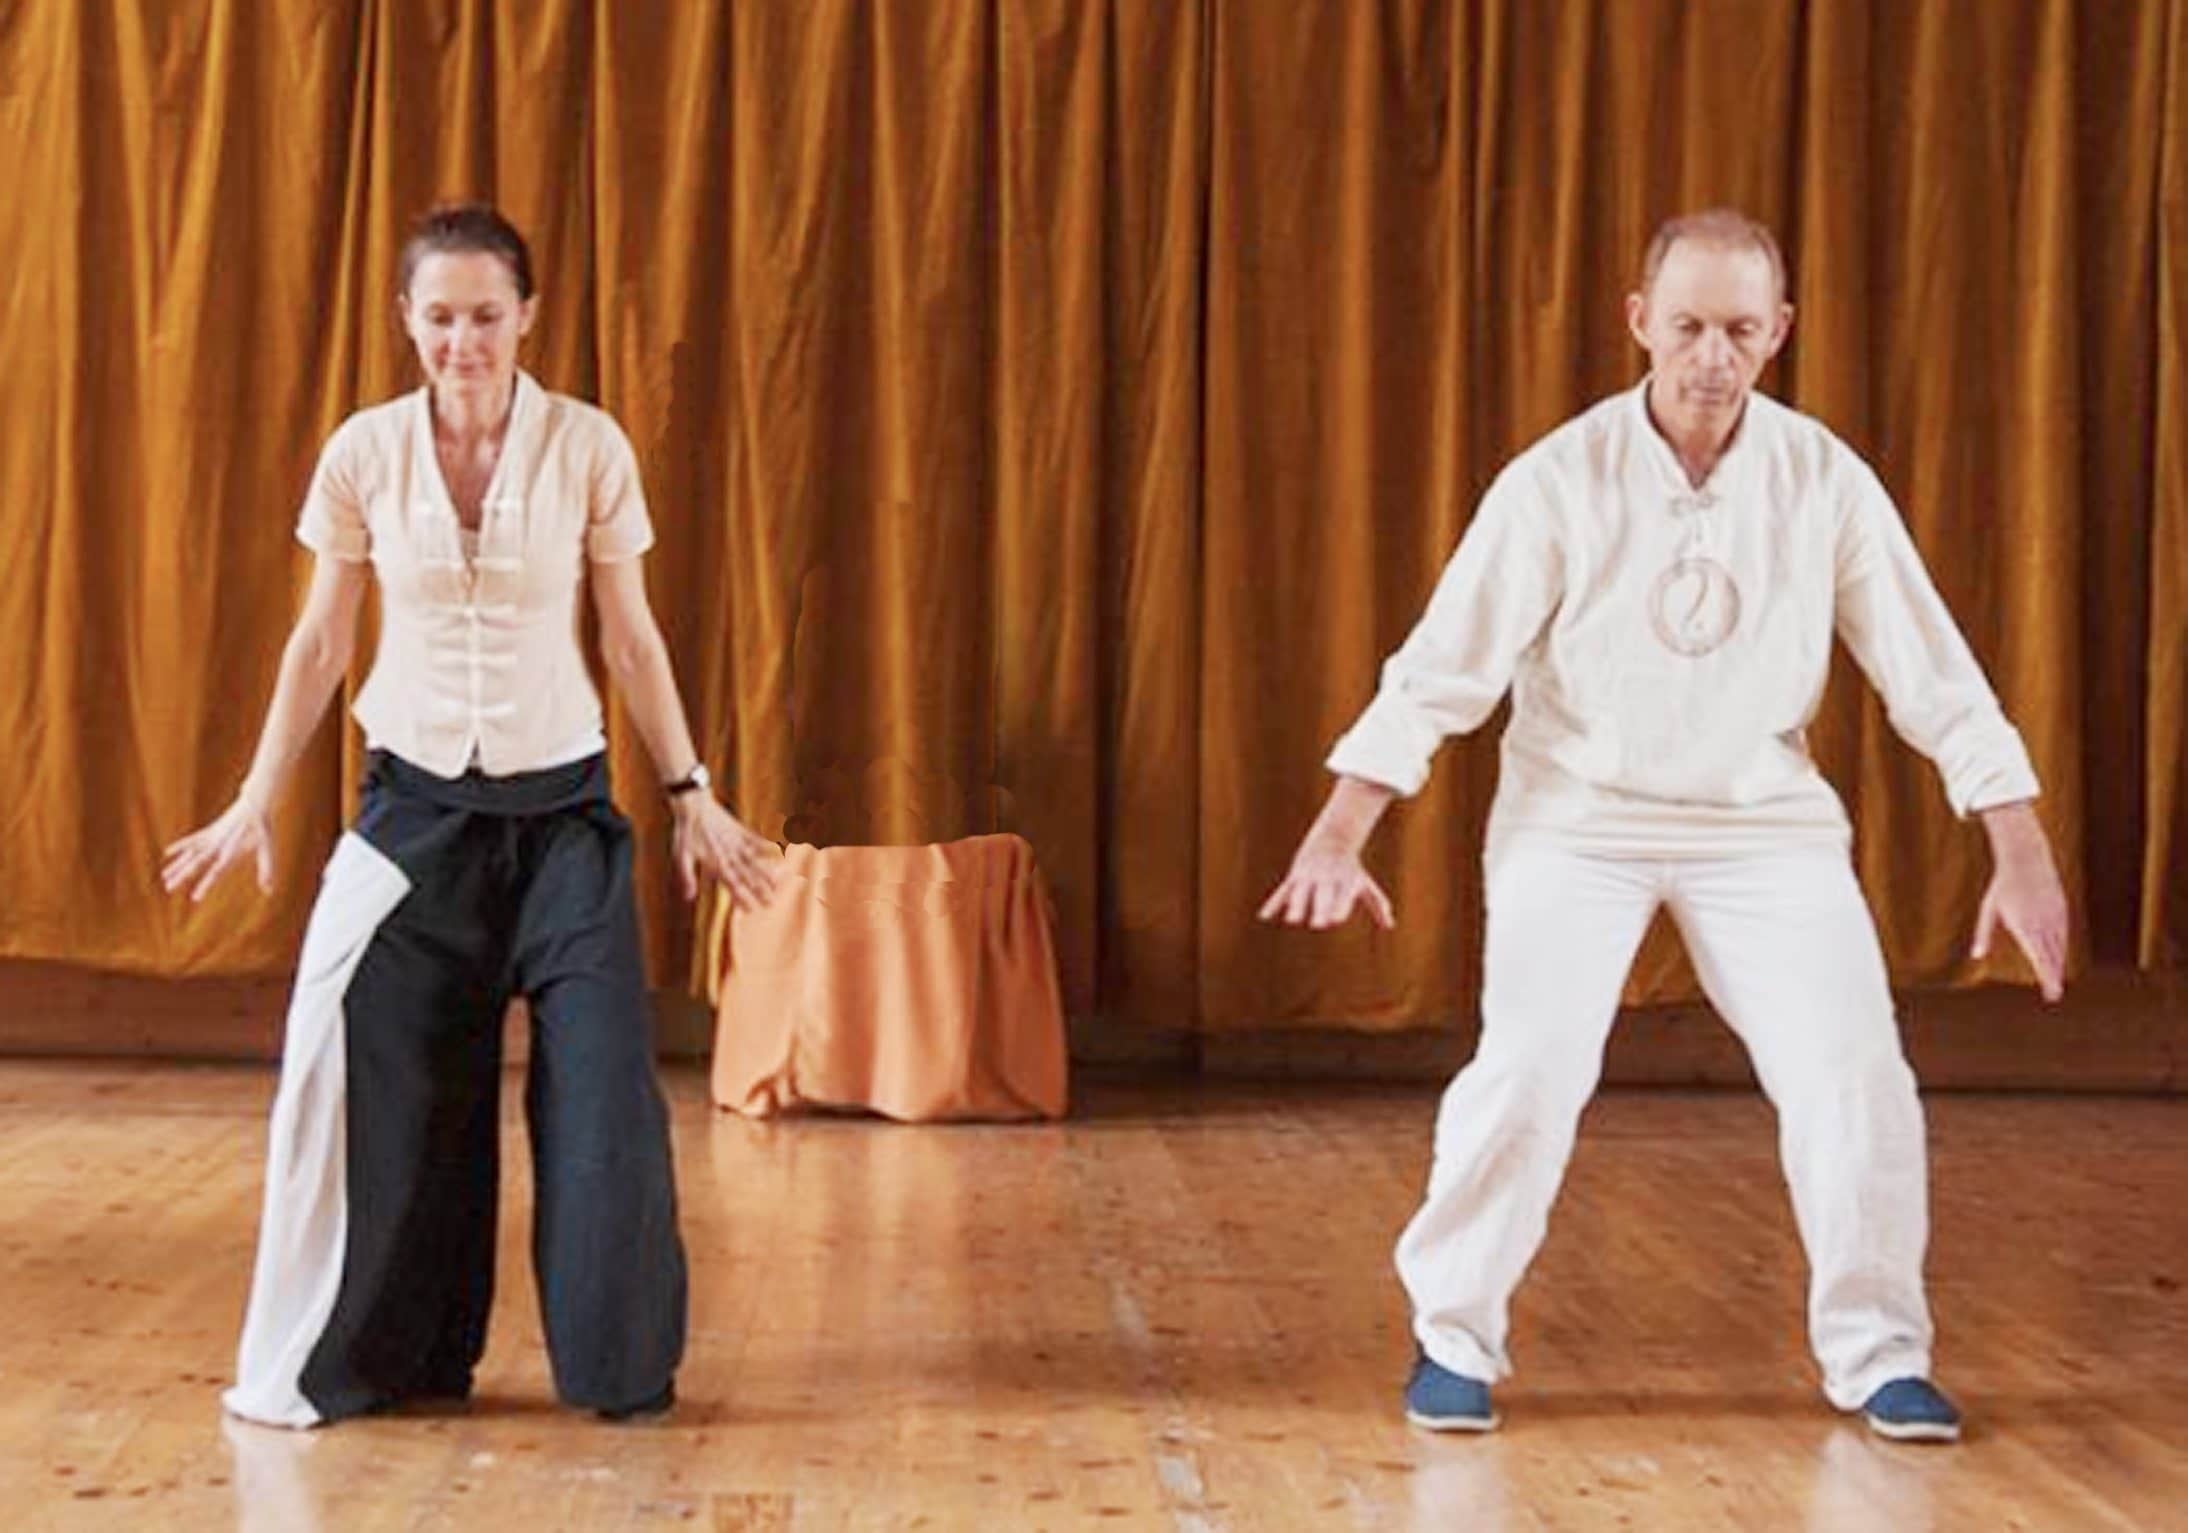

{"left": 1325, "top": 381, "right": 2040, "bottom": 857}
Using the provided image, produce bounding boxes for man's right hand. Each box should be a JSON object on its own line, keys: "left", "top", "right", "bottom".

{"left": 1258, "top": 836, "right": 1396, "bottom": 931}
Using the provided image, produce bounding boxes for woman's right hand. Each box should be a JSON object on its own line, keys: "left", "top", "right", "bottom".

{"left": 1257, "top": 835, "right": 1396, "bottom": 931}
{"left": 161, "top": 798, "right": 275, "bottom": 902}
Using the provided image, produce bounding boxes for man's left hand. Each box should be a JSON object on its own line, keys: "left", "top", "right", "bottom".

{"left": 1972, "top": 801, "right": 2069, "bottom": 1002}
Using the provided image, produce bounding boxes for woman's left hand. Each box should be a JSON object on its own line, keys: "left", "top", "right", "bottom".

{"left": 670, "top": 795, "right": 780, "bottom": 909}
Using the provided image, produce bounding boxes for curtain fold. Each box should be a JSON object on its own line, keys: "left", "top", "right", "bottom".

{"left": 2147, "top": 0, "right": 2187, "bottom": 969}
{"left": 1, "top": 0, "right": 2178, "bottom": 1033}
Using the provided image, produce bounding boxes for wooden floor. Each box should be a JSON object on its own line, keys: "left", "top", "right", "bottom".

{"left": 2, "top": 1062, "right": 2183, "bottom": 1531}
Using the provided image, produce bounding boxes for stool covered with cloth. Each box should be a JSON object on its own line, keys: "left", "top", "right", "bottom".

{"left": 702, "top": 833, "right": 1067, "bottom": 1122}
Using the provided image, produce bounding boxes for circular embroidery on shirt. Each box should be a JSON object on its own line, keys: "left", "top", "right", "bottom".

{"left": 1648, "top": 557, "right": 1742, "bottom": 656}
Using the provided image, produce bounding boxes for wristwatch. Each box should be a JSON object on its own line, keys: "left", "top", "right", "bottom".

{"left": 664, "top": 761, "right": 712, "bottom": 798}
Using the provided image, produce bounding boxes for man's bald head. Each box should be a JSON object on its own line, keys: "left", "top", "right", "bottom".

{"left": 1639, "top": 209, "right": 1788, "bottom": 303}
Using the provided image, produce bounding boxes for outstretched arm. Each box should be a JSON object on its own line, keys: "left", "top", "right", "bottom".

{"left": 590, "top": 557, "right": 778, "bottom": 911}
{"left": 1832, "top": 462, "right": 2069, "bottom": 998}
{"left": 1261, "top": 467, "right": 1559, "bottom": 931}
{"left": 160, "top": 555, "right": 369, "bottom": 901}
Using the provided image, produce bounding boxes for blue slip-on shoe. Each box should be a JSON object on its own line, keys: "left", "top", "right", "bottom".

{"left": 1404, "top": 1352, "right": 1499, "bottom": 1432}
{"left": 1859, "top": 1377, "right": 1962, "bottom": 1442}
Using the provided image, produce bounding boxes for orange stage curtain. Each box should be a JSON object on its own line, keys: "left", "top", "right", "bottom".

{"left": 1, "top": 1, "right": 2180, "bottom": 1040}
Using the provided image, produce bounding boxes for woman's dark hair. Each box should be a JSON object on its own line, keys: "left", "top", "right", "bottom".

{"left": 398, "top": 202, "right": 535, "bottom": 300}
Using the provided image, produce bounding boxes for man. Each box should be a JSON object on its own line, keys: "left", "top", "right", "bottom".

{"left": 1259, "top": 210, "right": 2068, "bottom": 1443}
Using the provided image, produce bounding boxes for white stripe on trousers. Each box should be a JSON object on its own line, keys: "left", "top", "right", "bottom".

{"left": 223, "top": 833, "right": 412, "bottom": 1428}
{"left": 1395, "top": 838, "right": 1934, "bottom": 1410}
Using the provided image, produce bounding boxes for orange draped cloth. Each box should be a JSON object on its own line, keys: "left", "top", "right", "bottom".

{"left": 703, "top": 835, "right": 1068, "bottom": 1122}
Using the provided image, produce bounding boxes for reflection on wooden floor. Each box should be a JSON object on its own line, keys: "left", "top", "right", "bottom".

{"left": 2, "top": 1060, "right": 2182, "bottom": 1530}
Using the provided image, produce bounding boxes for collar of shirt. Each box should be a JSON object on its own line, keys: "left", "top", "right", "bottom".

{"left": 1626, "top": 374, "right": 1766, "bottom": 503}
{"left": 409, "top": 369, "right": 548, "bottom": 572}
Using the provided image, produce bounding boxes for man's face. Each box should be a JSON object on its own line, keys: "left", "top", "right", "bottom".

{"left": 1626, "top": 240, "right": 1791, "bottom": 430}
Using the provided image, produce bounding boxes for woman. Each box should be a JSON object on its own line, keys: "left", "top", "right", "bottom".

{"left": 162, "top": 203, "right": 777, "bottom": 1427}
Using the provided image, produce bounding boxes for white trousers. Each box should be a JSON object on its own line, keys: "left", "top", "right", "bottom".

{"left": 1395, "top": 839, "right": 1933, "bottom": 1410}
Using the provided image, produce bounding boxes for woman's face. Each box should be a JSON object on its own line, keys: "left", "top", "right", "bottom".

{"left": 399, "top": 250, "right": 536, "bottom": 402}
